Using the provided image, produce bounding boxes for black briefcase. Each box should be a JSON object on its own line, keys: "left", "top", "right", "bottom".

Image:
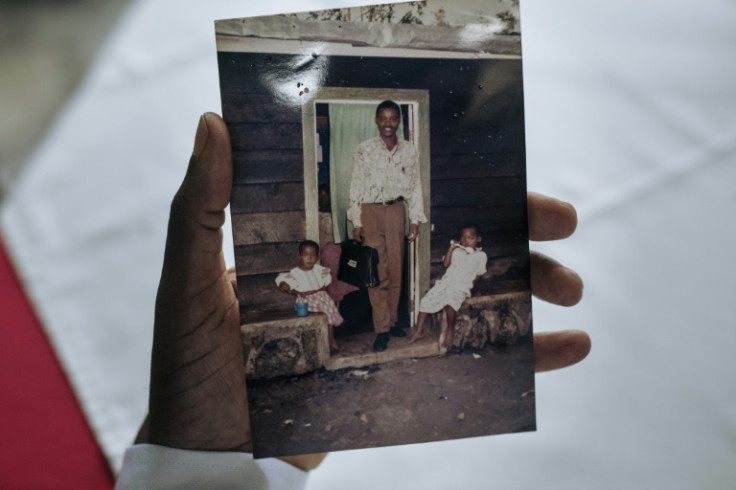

{"left": 338, "top": 240, "right": 379, "bottom": 288}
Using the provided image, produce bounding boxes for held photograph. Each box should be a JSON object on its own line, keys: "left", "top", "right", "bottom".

{"left": 215, "top": 0, "right": 533, "bottom": 458}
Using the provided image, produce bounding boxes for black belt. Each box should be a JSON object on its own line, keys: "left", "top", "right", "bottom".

{"left": 376, "top": 196, "right": 404, "bottom": 206}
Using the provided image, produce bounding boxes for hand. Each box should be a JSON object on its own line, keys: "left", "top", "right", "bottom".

{"left": 136, "top": 113, "right": 586, "bottom": 472}
{"left": 408, "top": 223, "right": 419, "bottom": 243}
{"left": 527, "top": 191, "right": 590, "bottom": 371}
{"left": 353, "top": 226, "right": 363, "bottom": 243}
{"left": 134, "top": 113, "right": 326, "bottom": 471}
{"left": 278, "top": 281, "right": 292, "bottom": 294}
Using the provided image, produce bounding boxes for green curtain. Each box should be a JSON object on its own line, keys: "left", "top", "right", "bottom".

{"left": 328, "top": 103, "right": 405, "bottom": 243}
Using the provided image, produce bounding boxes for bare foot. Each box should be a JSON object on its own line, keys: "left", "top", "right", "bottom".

{"left": 442, "top": 332, "right": 454, "bottom": 351}
{"left": 408, "top": 331, "right": 424, "bottom": 344}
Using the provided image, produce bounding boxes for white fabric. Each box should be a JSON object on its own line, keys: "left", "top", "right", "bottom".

{"left": 275, "top": 265, "right": 332, "bottom": 292}
{"left": 276, "top": 264, "right": 343, "bottom": 325}
{"left": 115, "top": 444, "right": 306, "bottom": 490}
{"left": 1, "top": 0, "right": 735, "bottom": 488}
{"left": 347, "top": 136, "right": 426, "bottom": 227}
{"left": 419, "top": 246, "right": 487, "bottom": 313}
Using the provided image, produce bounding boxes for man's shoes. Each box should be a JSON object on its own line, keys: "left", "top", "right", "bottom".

{"left": 373, "top": 333, "right": 389, "bottom": 352}
{"left": 389, "top": 326, "right": 406, "bottom": 337}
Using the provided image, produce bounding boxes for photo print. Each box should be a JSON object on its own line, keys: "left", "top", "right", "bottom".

{"left": 215, "top": 0, "right": 534, "bottom": 458}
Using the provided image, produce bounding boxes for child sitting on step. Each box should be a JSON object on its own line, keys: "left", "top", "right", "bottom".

{"left": 408, "top": 224, "right": 487, "bottom": 352}
{"left": 276, "top": 240, "right": 343, "bottom": 351}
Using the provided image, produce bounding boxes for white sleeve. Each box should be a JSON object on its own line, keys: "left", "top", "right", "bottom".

{"left": 275, "top": 270, "right": 299, "bottom": 290}
{"left": 317, "top": 264, "right": 332, "bottom": 288}
{"left": 347, "top": 143, "right": 366, "bottom": 227}
{"left": 115, "top": 444, "right": 308, "bottom": 490}
{"left": 476, "top": 253, "right": 488, "bottom": 276}
{"left": 406, "top": 145, "right": 427, "bottom": 225}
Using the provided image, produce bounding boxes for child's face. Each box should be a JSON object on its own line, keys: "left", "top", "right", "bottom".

{"left": 460, "top": 228, "right": 481, "bottom": 249}
{"left": 298, "top": 245, "right": 319, "bottom": 270}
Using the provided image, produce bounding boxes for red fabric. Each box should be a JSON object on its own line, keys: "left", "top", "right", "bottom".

{"left": 320, "top": 243, "right": 358, "bottom": 302}
{"left": 0, "top": 237, "right": 114, "bottom": 489}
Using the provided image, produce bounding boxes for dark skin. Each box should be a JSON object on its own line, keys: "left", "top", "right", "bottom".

{"left": 278, "top": 245, "right": 320, "bottom": 294}
{"left": 136, "top": 113, "right": 590, "bottom": 472}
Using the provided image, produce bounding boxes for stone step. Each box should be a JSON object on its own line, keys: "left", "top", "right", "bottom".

{"left": 241, "top": 310, "right": 330, "bottom": 380}
{"left": 242, "top": 290, "right": 531, "bottom": 378}
{"left": 325, "top": 330, "right": 440, "bottom": 371}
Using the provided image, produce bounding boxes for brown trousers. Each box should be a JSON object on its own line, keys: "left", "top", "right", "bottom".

{"left": 360, "top": 202, "right": 405, "bottom": 333}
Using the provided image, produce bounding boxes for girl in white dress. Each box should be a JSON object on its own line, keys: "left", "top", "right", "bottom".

{"left": 276, "top": 240, "right": 343, "bottom": 351}
{"left": 409, "top": 225, "right": 487, "bottom": 351}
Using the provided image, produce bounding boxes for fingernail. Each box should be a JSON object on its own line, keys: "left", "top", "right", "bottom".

{"left": 192, "top": 114, "right": 208, "bottom": 156}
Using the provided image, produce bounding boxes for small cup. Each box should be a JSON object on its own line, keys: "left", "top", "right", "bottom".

{"left": 295, "top": 301, "right": 309, "bottom": 317}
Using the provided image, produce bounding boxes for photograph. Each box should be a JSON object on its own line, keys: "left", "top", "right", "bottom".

{"left": 9, "top": 0, "right": 736, "bottom": 487}
{"left": 215, "top": 0, "right": 533, "bottom": 458}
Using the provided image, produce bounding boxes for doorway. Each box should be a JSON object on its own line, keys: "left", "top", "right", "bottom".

{"left": 302, "top": 87, "right": 430, "bottom": 328}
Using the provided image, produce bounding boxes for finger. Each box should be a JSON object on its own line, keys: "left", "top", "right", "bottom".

{"left": 157, "top": 112, "right": 234, "bottom": 328}
{"left": 227, "top": 266, "right": 238, "bottom": 294}
{"left": 147, "top": 113, "right": 250, "bottom": 452}
{"left": 530, "top": 251, "right": 583, "bottom": 306}
{"left": 528, "top": 191, "right": 577, "bottom": 241}
{"left": 280, "top": 453, "right": 329, "bottom": 471}
{"left": 159, "top": 113, "right": 233, "bottom": 298}
{"left": 177, "top": 112, "right": 233, "bottom": 227}
{"left": 534, "top": 330, "right": 591, "bottom": 372}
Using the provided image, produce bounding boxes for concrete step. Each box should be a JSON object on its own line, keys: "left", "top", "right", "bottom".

{"left": 325, "top": 330, "right": 440, "bottom": 370}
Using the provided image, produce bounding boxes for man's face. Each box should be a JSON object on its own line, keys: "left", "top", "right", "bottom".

{"left": 375, "top": 107, "right": 400, "bottom": 139}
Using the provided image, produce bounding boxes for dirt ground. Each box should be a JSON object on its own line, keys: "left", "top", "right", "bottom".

{"left": 247, "top": 336, "right": 536, "bottom": 458}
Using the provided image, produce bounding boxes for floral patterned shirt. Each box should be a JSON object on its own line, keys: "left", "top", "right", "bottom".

{"left": 347, "top": 137, "right": 427, "bottom": 228}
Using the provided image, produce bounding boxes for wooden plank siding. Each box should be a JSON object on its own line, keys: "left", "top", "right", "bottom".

{"left": 233, "top": 150, "right": 303, "bottom": 184}
{"left": 234, "top": 242, "right": 301, "bottom": 275}
{"left": 430, "top": 152, "right": 525, "bottom": 179}
{"left": 237, "top": 274, "right": 295, "bottom": 310}
{"left": 231, "top": 211, "right": 305, "bottom": 246}
{"left": 218, "top": 52, "right": 530, "bottom": 313}
{"left": 430, "top": 177, "right": 525, "bottom": 207}
{"left": 228, "top": 123, "right": 302, "bottom": 150}
{"left": 230, "top": 182, "right": 304, "bottom": 214}
{"left": 222, "top": 93, "right": 303, "bottom": 123}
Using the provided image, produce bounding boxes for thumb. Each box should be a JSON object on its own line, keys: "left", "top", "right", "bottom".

{"left": 147, "top": 113, "right": 250, "bottom": 451}
{"left": 158, "top": 113, "right": 233, "bottom": 299}
{"left": 178, "top": 112, "right": 233, "bottom": 222}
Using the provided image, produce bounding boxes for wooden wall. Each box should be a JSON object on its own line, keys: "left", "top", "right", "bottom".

{"left": 218, "top": 52, "right": 530, "bottom": 314}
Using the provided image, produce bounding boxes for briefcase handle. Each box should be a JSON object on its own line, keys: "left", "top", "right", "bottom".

{"left": 345, "top": 220, "right": 364, "bottom": 245}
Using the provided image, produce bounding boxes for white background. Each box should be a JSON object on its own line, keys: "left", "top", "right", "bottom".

{"left": 2, "top": 0, "right": 735, "bottom": 488}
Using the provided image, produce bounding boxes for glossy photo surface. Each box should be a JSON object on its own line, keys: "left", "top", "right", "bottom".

{"left": 215, "top": 0, "right": 534, "bottom": 458}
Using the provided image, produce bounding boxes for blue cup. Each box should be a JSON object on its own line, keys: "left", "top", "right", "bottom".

{"left": 295, "top": 301, "right": 309, "bottom": 317}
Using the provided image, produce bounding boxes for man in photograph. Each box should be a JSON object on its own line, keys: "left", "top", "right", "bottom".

{"left": 348, "top": 100, "right": 426, "bottom": 352}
